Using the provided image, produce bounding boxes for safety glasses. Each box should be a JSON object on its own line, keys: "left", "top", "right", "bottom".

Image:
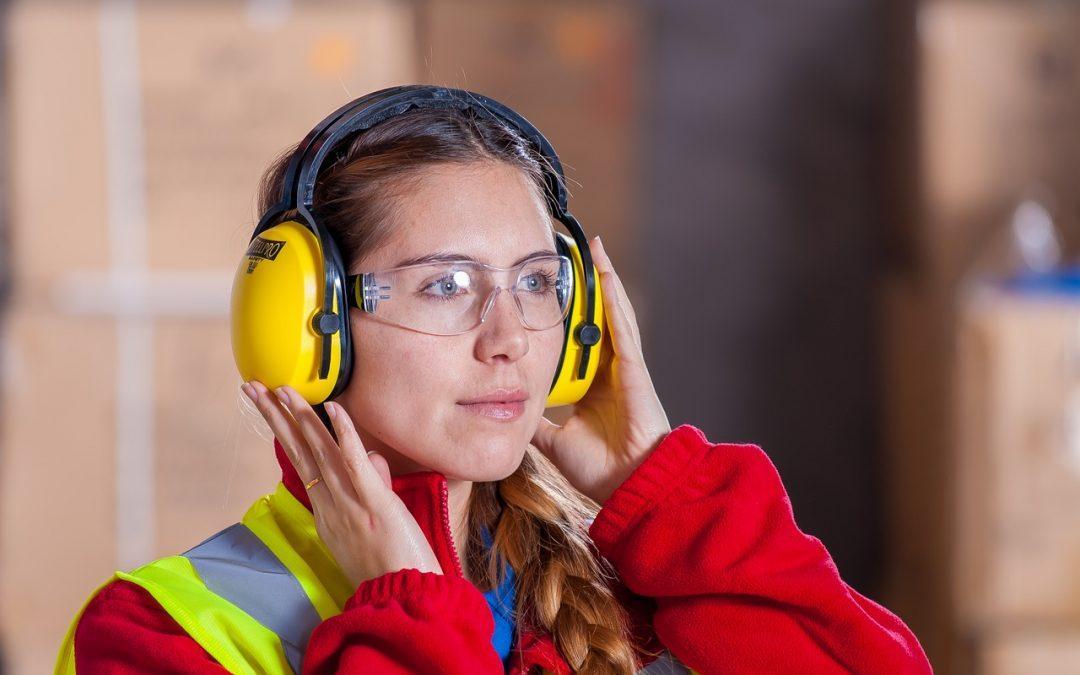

{"left": 345, "top": 254, "right": 573, "bottom": 336}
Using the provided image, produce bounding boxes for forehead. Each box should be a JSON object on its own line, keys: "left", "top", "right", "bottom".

{"left": 363, "top": 161, "right": 556, "bottom": 270}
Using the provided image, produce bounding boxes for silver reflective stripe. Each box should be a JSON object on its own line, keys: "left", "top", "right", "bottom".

{"left": 182, "top": 523, "right": 322, "bottom": 674}
{"left": 639, "top": 649, "right": 693, "bottom": 674}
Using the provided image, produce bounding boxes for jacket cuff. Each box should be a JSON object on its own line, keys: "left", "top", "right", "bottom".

{"left": 345, "top": 567, "right": 490, "bottom": 619}
{"left": 588, "top": 424, "right": 713, "bottom": 556}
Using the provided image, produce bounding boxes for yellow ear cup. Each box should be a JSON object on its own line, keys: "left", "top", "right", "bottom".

{"left": 546, "top": 232, "right": 607, "bottom": 408}
{"left": 231, "top": 220, "right": 345, "bottom": 404}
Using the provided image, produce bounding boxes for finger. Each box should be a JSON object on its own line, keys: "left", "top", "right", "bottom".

{"left": 275, "top": 385, "right": 357, "bottom": 505}
{"left": 366, "top": 451, "right": 393, "bottom": 491}
{"left": 324, "top": 401, "right": 387, "bottom": 498}
{"left": 245, "top": 380, "right": 335, "bottom": 509}
{"left": 590, "top": 236, "right": 644, "bottom": 361}
{"left": 592, "top": 236, "right": 641, "bottom": 339}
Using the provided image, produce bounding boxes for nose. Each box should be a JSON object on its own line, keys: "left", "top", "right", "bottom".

{"left": 474, "top": 287, "right": 529, "bottom": 362}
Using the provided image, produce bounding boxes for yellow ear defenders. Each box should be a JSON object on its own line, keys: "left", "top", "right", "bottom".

{"left": 230, "top": 85, "right": 606, "bottom": 415}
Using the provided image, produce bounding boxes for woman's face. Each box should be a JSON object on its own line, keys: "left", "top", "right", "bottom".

{"left": 334, "top": 160, "right": 565, "bottom": 481}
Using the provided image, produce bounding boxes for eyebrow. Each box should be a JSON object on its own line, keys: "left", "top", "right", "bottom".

{"left": 392, "top": 249, "right": 558, "bottom": 268}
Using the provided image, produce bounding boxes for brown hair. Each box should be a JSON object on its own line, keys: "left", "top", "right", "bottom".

{"left": 256, "top": 105, "right": 649, "bottom": 673}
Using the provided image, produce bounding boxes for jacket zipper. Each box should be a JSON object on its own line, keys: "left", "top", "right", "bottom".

{"left": 440, "top": 478, "right": 555, "bottom": 674}
{"left": 439, "top": 479, "right": 466, "bottom": 578}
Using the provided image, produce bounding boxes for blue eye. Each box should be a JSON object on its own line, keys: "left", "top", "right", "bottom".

{"left": 422, "top": 270, "right": 472, "bottom": 302}
{"left": 519, "top": 271, "right": 558, "bottom": 293}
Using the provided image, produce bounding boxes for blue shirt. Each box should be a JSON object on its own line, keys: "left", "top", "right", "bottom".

{"left": 479, "top": 523, "right": 517, "bottom": 666}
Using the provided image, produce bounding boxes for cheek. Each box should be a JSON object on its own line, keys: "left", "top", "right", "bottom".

{"left": 521, "top": 327, "right": 566, "bottom": 420}
{"left": 535, "top": 328, "right": 565, "bottom": 386}
{"left": 348, "top": 323, "right": 446, "bottom": 437}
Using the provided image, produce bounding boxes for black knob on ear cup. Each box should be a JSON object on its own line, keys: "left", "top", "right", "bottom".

{"left": 312, "top": 311, "right": 341, "bottom": 335}
{"left": 576, "top": 322, "right": 601, "bottom": 346}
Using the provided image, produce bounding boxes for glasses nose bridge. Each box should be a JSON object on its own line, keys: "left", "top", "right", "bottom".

{"left": 477, "top": 282, "right": 525, "bottom": 327}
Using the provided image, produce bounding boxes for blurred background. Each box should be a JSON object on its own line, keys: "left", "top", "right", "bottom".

{"left": 2, "top": 0, "right": 1079, "bottom": 673}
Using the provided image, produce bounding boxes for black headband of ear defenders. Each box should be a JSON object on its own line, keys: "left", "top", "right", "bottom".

{"left": 251, "top": 85, "right": 600, "bottom": 384}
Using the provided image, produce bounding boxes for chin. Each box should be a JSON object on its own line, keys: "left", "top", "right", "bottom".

{"left": 443, "top": 439, "right": 527, "bottom": 482}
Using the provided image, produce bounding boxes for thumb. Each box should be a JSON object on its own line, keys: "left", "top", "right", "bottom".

{"left": 366, "top": 451, "right": 392, "bottom": 490}
{"left": 531, "top": 416, "right": 561, "bottom": 459}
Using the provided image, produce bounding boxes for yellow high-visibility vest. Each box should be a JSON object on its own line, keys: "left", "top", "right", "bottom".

{"left": 56, "top": 482, "right": 352, "bottom": 674}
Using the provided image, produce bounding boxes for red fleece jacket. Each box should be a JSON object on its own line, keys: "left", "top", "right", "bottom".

{"left": 67, "top": 424, "right": 932, "bottom": 673}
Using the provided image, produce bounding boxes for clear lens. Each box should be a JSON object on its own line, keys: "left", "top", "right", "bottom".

{"left": 360, "top": 255, "right": 572, "bottom": 335}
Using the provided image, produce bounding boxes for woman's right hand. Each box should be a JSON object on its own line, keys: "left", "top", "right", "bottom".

{"left": 241, "top": 381, "right": 444, "bottom": 588}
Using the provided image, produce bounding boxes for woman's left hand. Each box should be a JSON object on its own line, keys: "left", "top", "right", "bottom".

{"left": 531, "top": 235, "right": 672, "bottom": 506}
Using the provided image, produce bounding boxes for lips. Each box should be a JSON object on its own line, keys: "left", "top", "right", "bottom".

{"left": 456, "top": 387, "right": 528, "bottom": 422}
{"left": 456, "top": 388, "right": 529, "bottom": 405}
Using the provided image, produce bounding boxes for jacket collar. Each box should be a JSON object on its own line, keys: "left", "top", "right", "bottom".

{"left": 274, "top": 438, "right": 572, "bottom": 674}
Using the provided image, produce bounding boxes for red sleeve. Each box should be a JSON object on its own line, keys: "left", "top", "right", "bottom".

{"left": 588, "top": 424, "right": 934, "bottom": 674}
{"left": 301, "top": 567, "right": 503, "bottom": 674}
{"left": 73, "top": 578, "right": 230, "bottom": 673}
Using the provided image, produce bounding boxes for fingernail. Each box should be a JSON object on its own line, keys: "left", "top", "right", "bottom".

{"left": 275, "top": 387, "right": 289, "bottom": 406}
{"left": 241, "top": 383, "right": 255, "bottom": 402}
{"left": 326, "top": 402, "right": 338, "bottom": 420}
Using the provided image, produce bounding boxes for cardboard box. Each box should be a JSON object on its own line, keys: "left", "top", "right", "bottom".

{"left": 918, "top": 1, "right": 1080, "bottom": 287}
{"left": 952, "top": 289, "right": 1080, "bottom": 626}
{"left": 976, "top": 629, "right": 1080, "bottom": 675}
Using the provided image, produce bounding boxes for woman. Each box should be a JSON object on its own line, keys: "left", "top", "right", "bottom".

{"left": 57, "top": 90, "right": 932, "bottom": 674}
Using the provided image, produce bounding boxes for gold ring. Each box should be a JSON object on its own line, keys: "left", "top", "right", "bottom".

{"left": 304, "top": 476, "right": 322, "bottom": 490}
